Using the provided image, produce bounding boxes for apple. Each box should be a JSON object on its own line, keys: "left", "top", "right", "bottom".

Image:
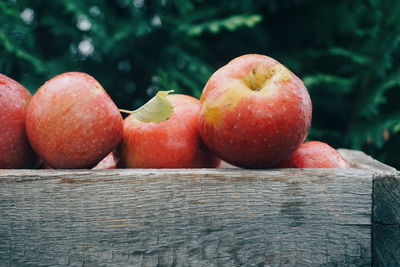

{"left": 277, "top": 141, "right": 350, "bottom": 168}
{"left": 26, "top": 72, "right": 123, "bottom": 169}
{"left": 199, "top": 54, "right": 312, "bottom": 168}
{"left": 118, "top": 92, "right": 220, "bottom": 168}
{"left": 0, "top": 74, "right": 39, "bottom": 168}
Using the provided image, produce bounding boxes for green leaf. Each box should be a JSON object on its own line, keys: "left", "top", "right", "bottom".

{"left": 328, "top": 47, "right": 370, "bottom": 65}
{"left": 303, "top": 73, "right": 354, "bottom": 94}
{"left": 360, "top": 70, "right": 400, "bottom": 118}
{"left": 123, "top": 91, "right": 174, "bottom": 123}
{"left": 0, "top": 30, "right": 45, "bottom": 73}
{"left": 180, "top": 14, "right": 263, "bottom": 36}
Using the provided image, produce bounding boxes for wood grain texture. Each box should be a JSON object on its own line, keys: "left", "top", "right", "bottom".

{"left": 341, "top": 149, "right": 400, "bottom": 266}
{"left": 373, "top": 173, "right": 400, "bottom": 225}
{"left": 0, "top": 168, "right": 372, "bottom": 266}
{"left": 338, "top": 149, "right": 397, "bottom": 172}
{"left": 373, "top": 172, "right": 400, "bottom": 266}
{"left": 373, "top": 224, "right": 400, "bottom": 267}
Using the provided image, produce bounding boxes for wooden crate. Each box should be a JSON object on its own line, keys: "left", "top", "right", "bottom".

{"left": 0, "top": 149, "right": 398, "bottom": 266}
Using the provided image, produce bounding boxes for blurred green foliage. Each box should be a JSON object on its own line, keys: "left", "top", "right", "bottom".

{"left": 1, "top": 0, "right": 400, "bottom": 168}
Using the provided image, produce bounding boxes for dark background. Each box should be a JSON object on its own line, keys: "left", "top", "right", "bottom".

{"left": 1, "top": 0, "right": 399, "bottom": 168}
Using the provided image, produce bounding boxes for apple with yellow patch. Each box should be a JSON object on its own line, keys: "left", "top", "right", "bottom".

{"left": 199, "top": 54, "right": 312, "bottom": 168}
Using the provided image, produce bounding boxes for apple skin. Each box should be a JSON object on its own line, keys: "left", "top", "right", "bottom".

{"left": 199, "top": 54, "right": 312, "bottom": 168}
{"left": 26, "top": 72, "right": 123, "bottom": 169}
{"left": 118, "top": 94, "right": 221, "bottom": 168}
{"left": 0, "top": 74, "right": 39, "bottom": 168}
{"left": 277, "top": 141, "right": 350, "bottom": 168}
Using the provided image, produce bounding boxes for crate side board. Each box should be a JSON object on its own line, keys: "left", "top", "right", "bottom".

{"left": 339, "top": 149, "right": 400, "bottom": 266}
{"left": 373, "top": 173, "right": 400, "bottom": 266}
{"left": 338, "top": 149, "right": 397, "bottom": 173}
{"left": 0, "top": 169, "right": 372, "bottom": 266}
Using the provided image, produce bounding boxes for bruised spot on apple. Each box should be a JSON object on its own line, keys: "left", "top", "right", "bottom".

{"left": 199, "top": 54, "right": 312, "bottom": 168}
{"left": 242, "top": 64, "right": 292, "bottom": 92}
{"left": 277, "top": 141, "right": 350, "bottom": 168}
{"left": 0, "top": 74, "right": 40, "bottom": 168}
{"left": 118, "top": 92, "right": 220, "bottom": 168}
{"left": 26, "top": 72, "right": 123, "bottom": 169}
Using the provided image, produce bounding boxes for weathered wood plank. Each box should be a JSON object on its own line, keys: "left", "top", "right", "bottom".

{"left": 373, "top": 173, "right": 400, "bottom": 225}
{"left": 0, "top": 169, "right": 372, "bottom": 266}
{"left": 340, "top": 148, "right": 400, "bottom": 266}
{"left": 340, "top": 149, "right": 400, "bottom": 266}
{"left": 373, "top": 224, "right": 400, "bottom": 267}
{"left": 373, "top": 172, "right": 400, "bottom": 266}
{"left": 338, "top": 149, "right": 397, "bottom": 172}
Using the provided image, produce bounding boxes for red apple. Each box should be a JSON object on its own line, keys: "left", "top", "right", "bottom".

{"left": 118, "top": 93, "right": 220, "bottom": 168}
{"left": 0, "top": 74, "right": 39, "bottom": 168}
{"left": 26, "top": 72, "right": 123, "bottom": 169}
{"left": 277, "top": 141, "right": 350, "bottom": 168}
{"left": 199, "top": 54, "right": 312, "bottom": 168}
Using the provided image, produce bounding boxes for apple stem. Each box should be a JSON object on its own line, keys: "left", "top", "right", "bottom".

{"left": 120, "top": 90, "right": 175, "bottom": 123}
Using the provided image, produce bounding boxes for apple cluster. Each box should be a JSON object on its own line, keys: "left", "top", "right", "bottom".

{"left": 0, "top": 54, "right": 349, "bottom": 170}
